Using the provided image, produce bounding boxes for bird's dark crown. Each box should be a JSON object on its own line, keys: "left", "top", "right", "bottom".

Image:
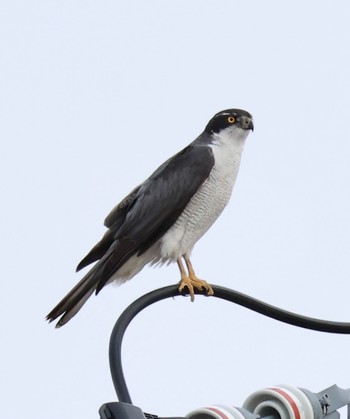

{"left": 205, "top": 108, "right": 253, "bottom": 134}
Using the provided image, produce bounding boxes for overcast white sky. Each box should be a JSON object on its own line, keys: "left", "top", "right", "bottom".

{"left": 2, "top": 1, "right": 350, "bottom": 418}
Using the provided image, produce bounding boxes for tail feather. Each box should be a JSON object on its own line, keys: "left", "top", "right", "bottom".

{"left": 46, "top": 271, "right": 99, "bottom": 328}
{"left": 54, "top": 288, "right": 95, "bottom": 328}
{"left": 46, "top": 253, "right": 114, "bottom": 327}
{"left": 46, "top": 240, "right": 134, "bottom": 327}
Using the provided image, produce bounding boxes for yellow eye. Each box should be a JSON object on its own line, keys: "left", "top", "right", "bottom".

{"left": 227, "top": 116, "right": 235, "bottom": 123}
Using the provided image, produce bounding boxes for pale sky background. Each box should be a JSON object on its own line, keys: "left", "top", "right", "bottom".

{"left": 1, "top": 1, "right": 350, "bottom": 418}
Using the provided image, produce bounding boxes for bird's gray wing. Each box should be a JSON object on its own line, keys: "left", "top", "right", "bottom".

{"left": 77, "top": 144, "right": 214, "bottom": 275}
{"left": 93, "top": 144, "right": 215, "bottom": 293}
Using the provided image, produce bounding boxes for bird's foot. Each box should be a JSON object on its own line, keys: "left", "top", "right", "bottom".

{"left": 178, "top": 276, "right": 214, "bottom": 302}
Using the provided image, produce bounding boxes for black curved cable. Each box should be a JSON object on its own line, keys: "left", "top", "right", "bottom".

{"left": 109, "top": 284, "right": 350, "bottom": 404}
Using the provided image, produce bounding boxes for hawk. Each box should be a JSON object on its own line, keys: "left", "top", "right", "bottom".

{"left": 47, "top": 109, "right": 253, "bottom": 327}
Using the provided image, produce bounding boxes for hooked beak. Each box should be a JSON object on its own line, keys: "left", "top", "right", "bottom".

{"left": 240, "top": 115, "right": 254, "bottom": 131}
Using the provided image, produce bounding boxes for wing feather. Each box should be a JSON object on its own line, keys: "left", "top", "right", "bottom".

{"left": 76, "top": 185, "right": 142, "bottom": 271}
{"left": 94, "top": 144, "right": 214, "bottom": 292}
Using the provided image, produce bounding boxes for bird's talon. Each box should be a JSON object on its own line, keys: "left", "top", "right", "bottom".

{"left": 178, "top": 276, "right": 213, "bottom": 300}
{"left": 178, "top": 277, "right": 195, "bottom": 301}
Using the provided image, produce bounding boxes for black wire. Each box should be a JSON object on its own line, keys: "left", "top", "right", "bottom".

{"left": 109, "top": 284, "right": 350, "bottom": 404}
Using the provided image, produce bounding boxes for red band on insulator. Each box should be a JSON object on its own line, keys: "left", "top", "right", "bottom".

{"left": 270, "top": 387, "right": 301, "bottom": 419}
{"left": 206, "top": 407, "right": 230, "bottom": 419}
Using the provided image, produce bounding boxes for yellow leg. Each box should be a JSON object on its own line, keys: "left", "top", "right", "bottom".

{"left": 177, "top": 256, "right": 214, "bottom": 301}
{"left": 177, "top": 258, "right": 196, "bottom": 302}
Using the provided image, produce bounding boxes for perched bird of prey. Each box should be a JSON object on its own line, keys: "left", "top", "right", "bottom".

{"left": 47, "top": 109, "right": 253, "bottom": 327}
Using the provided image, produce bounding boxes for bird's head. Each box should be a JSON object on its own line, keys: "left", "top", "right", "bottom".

{"left": 205, "top": 109, "right": 254, "bottom": 136}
